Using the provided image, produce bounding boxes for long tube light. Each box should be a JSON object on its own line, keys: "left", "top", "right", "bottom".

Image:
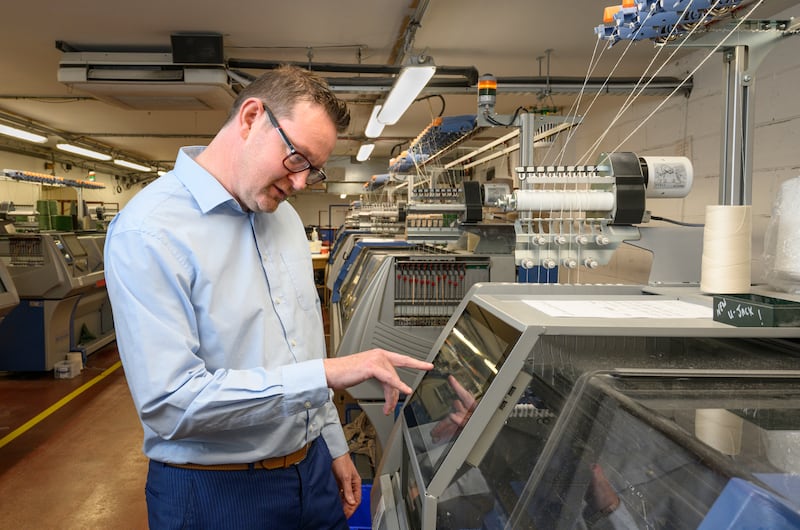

{"left": 376, "top": 59, "right": 436, "bottom": 126}
{"left": 56, "top": 143, "right": 112, "bottom": 161}
{"left": 0, "top": 124, "right": 48, "bottom": 144}
{"left": 364, "top": 105, "right": 385, "bottom": 138}
{"left": 356, "top": 143, "right": 375, "bottom": 162}
{"left": 114, "top": 159, "right": 152, "bottom": 172}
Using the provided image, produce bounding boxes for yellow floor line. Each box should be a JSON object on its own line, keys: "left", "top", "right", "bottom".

{"left": 0, "top": 360, "right": 122, "bottom": 449}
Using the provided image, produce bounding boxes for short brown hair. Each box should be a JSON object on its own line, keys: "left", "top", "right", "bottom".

{"left": 227, "top": 65, "right": 350, "bottom": 133}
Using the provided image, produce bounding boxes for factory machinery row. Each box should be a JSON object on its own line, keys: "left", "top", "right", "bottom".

{"left": 326, "top": 167, "right": 800, "bottom": 528}
{"left": 324, "top": 193, "right": 800, "bottom": 530}
{"left": 322, "top": 4, "right": 800, "bottom": 528}
{"left": 324, "top": 122, "right": 800, "bottom": 529}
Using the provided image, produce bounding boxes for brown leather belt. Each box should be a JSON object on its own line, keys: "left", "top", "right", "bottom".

{"left": 165, "top": 443, "right": 310, "bottom": 471}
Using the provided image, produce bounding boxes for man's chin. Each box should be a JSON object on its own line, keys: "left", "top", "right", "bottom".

{"left": 251, "top": 192, "right": 282, "bottom": 213}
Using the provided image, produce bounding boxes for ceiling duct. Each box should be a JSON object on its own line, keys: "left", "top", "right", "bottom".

{"left": 226, "top": 58, "right": 688, "bottom": 97}
{"left": 58, "top": 51, "right": 235, "bottom": 110}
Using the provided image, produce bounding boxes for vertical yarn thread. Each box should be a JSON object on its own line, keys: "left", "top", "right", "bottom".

{"left": 700, "top": 205, "right": 751, "bottom": 294}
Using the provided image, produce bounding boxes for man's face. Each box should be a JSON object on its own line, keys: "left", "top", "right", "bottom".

{"left": 236, "top": 99, "right": 337, "bottom": 213}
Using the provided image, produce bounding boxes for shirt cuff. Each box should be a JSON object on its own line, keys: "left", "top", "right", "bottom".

{"left": 281, "top": 359, "right": 329, "bottom": 414}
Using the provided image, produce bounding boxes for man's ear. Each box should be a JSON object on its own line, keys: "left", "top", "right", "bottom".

{"left": 237, "top": 98, "right": 262, "bottom": 141}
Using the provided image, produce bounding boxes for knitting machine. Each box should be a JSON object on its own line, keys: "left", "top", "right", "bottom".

{"left": 0, "top": 232, "right": 114, "bottom": 370}
{"left": 372, "top": 282, "right": 800, "bottom": 530}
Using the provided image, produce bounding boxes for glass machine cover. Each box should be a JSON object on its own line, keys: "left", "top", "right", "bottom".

{"left": 391, "top": 311, "right": 800, "bottom": 530}
{"left": 510, "top": 372, "right": 800, "bottom": 529}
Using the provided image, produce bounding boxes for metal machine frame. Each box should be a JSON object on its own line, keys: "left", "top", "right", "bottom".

{"left": 372, "top": 282, "right": 800, "bottom": 530}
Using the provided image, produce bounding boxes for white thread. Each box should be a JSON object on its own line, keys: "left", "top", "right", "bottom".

{"left": 700, "top": 205, "right": 751, "bottom": 294}
{"left": 513, "top": 190, "right": 615, "bottom": 212}
{"left": 608, "top": 0, "right": 765, "bottom": 156}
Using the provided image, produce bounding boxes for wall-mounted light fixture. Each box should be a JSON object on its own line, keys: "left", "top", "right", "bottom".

{"left": 0, "top": 124, "right": 48, "bottom": 144}
{"left": 376, "top": 55, "right": 436, "bottom": 126}
{"left": 56, "top": 143, "right": 112, "bottom": 161}
{"left": 356, "top": 143, "right": 375, "bottom": 162}
{"left": 114, "top": 159, "right": 153, "bottom": 172}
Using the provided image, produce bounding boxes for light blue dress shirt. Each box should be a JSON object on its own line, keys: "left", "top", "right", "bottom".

{"left": 104, "top": 146, "right": 347, "bottom": 464}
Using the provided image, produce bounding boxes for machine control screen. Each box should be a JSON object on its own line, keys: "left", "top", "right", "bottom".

{"left": 403, "top": 300, "right": 522, "bottom": 487}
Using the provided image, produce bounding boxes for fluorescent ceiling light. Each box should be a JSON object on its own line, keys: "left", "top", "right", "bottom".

{"left": 0, "top": 124, "right": 48, "bottom": 144}
{"left": 114, "top": 159, "right": 152, "bottom": 172}
{"left": 377, "top": 59, "right": 436, "bottom": 125}
{"left": 356, "top": 143, "right": 375, "bottom": 162}
{"left": 56, "top": 143, "right": 112, "bottom": 161}
{"left": 364, "top": 105, "right": 385, "bottom": 138}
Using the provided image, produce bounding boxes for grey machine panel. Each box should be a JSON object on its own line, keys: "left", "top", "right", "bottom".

{"left": 372, "top": 283, "right": 800, "bottom": 530}
{"left": 77, "top": 232, "right": 106, "bottom": 273}
{"left": 0, "top": 259, "right": 20, "bottom": 320}
{"left": 0, "top": 232, "right": 103, "bottom": 299}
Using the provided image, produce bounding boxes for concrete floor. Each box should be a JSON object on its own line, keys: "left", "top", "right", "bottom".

{"left": 0, "top": 346, "right": 148, "bottom": 529}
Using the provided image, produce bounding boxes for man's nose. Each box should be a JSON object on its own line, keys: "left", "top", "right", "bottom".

{"left": 287, "top": 171, "right": 307, "bottom": 191}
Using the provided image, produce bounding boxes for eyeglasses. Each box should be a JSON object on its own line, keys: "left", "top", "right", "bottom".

{"left": 261, "top": 101, "right": 328, "bottom": 186}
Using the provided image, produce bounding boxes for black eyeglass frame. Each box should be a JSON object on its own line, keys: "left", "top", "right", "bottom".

{"left": 261, "top": 101, "right": 328, "bottom": 186}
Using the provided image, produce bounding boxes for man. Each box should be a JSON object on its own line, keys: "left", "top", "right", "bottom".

{"left": 105, "top": 65, "right": 432, "bottom": 529}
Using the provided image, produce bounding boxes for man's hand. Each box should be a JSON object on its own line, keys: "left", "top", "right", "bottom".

{"left": 324, "top": 349, "right": 433, "bottom": 414}
{"left": 332, "top": 454, "right": 361, "bottom": 518}
{"left": 431, "top": 375, "right": 477, "bottom": 443}
{"left": 586, "top": 463, "right": 620, "bottom": 515}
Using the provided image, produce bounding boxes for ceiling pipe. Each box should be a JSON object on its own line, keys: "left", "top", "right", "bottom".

{"left": 226, "top": 60, "right": 689, "bottom": 96}
{"left": 226, "top": 58, "right": 479, "bottom": 85}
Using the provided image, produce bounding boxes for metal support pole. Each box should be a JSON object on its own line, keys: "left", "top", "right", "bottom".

{"left": 719, "top": 45, "right": 754, "bottom": 206}
{"left": 665, "top": 20, "right": 795, "bottom": 206}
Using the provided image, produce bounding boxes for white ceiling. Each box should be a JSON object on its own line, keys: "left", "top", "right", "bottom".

{"left": 0, "top": 0, "right": 796, "bottom": 184}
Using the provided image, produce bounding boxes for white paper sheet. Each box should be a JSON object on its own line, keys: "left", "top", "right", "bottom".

{"left": 523, "top": 299, "right": 711, "bottom": 319}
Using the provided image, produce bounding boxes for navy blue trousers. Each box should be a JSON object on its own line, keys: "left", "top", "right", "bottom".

{"left": 145, "top": 438, "right": 349, "bottom": 530}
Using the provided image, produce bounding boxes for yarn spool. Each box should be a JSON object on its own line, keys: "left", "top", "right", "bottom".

{"left": 700, "top": 205, "right": 751, "bottom": 294}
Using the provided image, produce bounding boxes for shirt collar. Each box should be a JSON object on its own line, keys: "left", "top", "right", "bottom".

{"left": 173, "top": 146, "right": 246, "bottom": 215}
